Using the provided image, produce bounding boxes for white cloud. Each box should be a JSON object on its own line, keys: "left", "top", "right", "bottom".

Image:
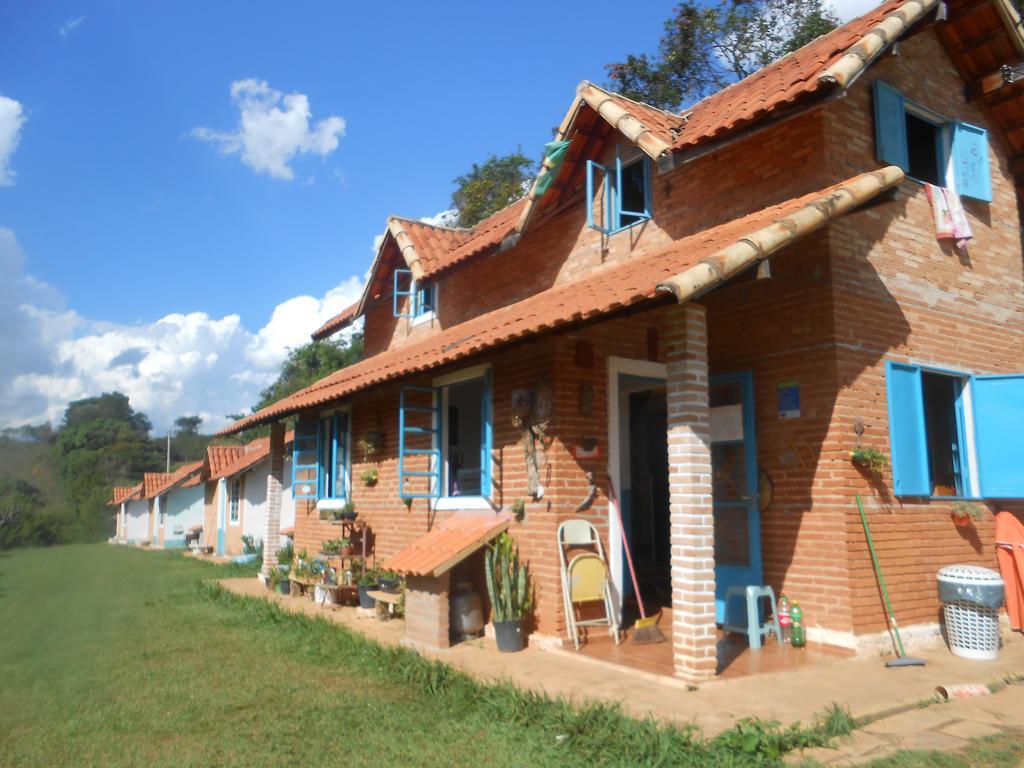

{"left": 0, "top": 228, "right": 364, "bottom": 433}
{"left": 193, "top": 79, "right": 346, "bottom": 180}
{"left": 58, "top": 15, "right": 85, "bottom": 39}
{"left": 0, "top": 96, "right": 25, "bottom": 186}
{"left": 419, "top": 209, "right": 459, "bottom": 228}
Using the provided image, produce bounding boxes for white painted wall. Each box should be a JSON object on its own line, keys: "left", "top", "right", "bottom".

{"left": 124, "top": 498, "right": 149, "bottom": 542}
{"left": 164, "top": 485, "right": 204, "bottom": 543}
{"left": 240, "top": 456, "right": 296, "bottom": 544}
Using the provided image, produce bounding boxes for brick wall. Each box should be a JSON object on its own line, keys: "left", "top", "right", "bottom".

{"left": 821, "top": 30, "right": 1024, "bottom": 640}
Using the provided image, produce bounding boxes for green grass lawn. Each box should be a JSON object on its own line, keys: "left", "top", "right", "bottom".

{"left": 0, "top": 545, "right": 1013, "bottom": 768}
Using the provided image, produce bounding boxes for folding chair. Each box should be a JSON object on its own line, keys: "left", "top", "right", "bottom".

{"left": 557, "top": 519, "right": 620, "bottom": 649}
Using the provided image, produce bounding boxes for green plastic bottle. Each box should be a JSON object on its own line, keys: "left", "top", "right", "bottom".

{"left": 790, "top": 600, "right": 806, "bottom": 648}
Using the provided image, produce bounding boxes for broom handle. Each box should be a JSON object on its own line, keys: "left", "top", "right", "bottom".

{"left": 857, "top": 494, "right": 907, "bottom": 657}
{"left": 607, "top": 475, "right": 648, "bottom": 620}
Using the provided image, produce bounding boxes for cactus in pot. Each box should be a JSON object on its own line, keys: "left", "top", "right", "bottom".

{"left": 484, "top": 532, "right": 533, "bottom": 651}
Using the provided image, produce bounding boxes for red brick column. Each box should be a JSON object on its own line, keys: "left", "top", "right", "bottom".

{"left": 402, "top": 573, "right": 451, "bottom": 652}
{"left": 666, "top": 303, "right": 717, "bottom": 681}
{"left": 261, "top": 422, "right": 284, "bottom": 582}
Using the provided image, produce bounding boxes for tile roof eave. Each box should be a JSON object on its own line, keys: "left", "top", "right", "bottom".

{"left": 219, "top": 167, "right": 902, "bottom": 436}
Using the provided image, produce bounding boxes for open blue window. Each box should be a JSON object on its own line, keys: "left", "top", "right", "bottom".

{"left": 973, "top": 376, "right": 1024, "bottom": 498}
{"left": 393, "top": 268, "right": 437, "bottom": 319}
{"left": 886, "top": 362, "right": 1024, "bottom": 499}
{"left": 320, "top": 412, "right": 349, "bottom": 499}
{"left": 292, "top": 419, "right": 320, "bottom": 500}
{"left": 586, "top": 146, "right": 653, "bottom": 235}
{"left": 874, "top": 80, "right": 990, "bottom": 201}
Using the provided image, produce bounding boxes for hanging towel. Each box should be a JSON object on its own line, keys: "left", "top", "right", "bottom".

{"left": 926, "top": 183, "right": 974, "bottom": 249}
{"left": 995, "top": 511, "right": 1024, "bottom": 631}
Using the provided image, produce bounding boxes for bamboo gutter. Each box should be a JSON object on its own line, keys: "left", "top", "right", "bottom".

{"left": 655, "top": 166, "right": 906, "bottom": 302}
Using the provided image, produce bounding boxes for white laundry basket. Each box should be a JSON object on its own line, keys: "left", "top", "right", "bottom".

{"left": 937, "top": 565, "right": 1004, "bottom": 661}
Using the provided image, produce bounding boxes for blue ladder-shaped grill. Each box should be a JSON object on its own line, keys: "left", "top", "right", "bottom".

{"left": 398, "top": 385, "right": 440, "bottom": 500}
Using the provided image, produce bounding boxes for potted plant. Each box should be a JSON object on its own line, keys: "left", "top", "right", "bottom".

{"left": 277, "top": 540, "right": 294, "bottom": 573}
{"left": 951, "top": 502, "right": 985, "bottom": 528}
{"left": 321, "top": 539, "right": 342, "bottom": 556}
{"left": 485, "top": 532, "right": 533, "bottom": 652}
{"left": 378, "top": 569, "right": 401, "bottom": 594}
{"left": 361, "top": 467, "right": 379, "bottom": 486}
{"left": 340, "top": 501, "right": 357, "bottom": 522}
{"left": 275, "top": 566, "right": 291, "bottom": 595}
{"left": 338, "top": 538, "right": 353, "bottom": 557}
{"left": 358, "top": 568, "right": 379, "bottom": 609}
{"left": 850, "top": 446, "right": 887, "bottom": 473}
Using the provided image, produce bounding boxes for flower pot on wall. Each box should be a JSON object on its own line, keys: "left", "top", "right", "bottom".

{"left": 277, "top": 580, "right": 291, "bottom": 596}
{"left": 493, "top": 620, "right": 526, "bottom": 652}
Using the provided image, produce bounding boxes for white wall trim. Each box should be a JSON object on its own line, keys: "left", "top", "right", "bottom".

{"left": 432, "top": 497, "right": 494, "bottom": 512}
{"left": 606, "top": 356, "right": 667, "bottom": 604}
{"left": 432, "top": 362, "right": 491, "bottom": 389}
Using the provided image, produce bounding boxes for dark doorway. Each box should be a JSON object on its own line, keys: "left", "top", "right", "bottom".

{"left": 626, "top": 387, "right": 671, "bottom": 614}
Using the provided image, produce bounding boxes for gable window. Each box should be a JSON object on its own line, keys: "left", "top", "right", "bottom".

{"left": 874, "top": 80, "right": 992, "bottom": 201}
{"left": 394, "top": 269, "right": 438, "bottom": 321}
{"left": 292, "top": 412, "right": 350, "bottom": 501}
{"left": 587, "top": 145, "right": 653, "bottom": 234}
{"left": 886, "top": 362, "right": 1024, "bottom": 499}
{"left": 229, "top": 479, "right": 241, "bottom": 524}
{"left": 397, "top": 366, "right": 492, "bottom": 506}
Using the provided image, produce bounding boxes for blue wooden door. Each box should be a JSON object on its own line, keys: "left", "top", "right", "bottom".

{"left": 710, "top": 371, "right": 762, "bottom": 626}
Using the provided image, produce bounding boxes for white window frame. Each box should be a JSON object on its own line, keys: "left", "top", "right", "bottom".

{"left": 432, "top": 363, "right": 493, "bottom": 511}
{"left": 228, "top": 478, "right": 242, "bottom": 526}
{"left": 411, "top": 282, "right": 438, "bottom": 327}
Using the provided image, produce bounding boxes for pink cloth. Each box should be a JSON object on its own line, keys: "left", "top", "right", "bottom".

{"left": 926, "top": 183, "right": 973, "bottom": 250}
{"left": 995, "top": 511, "right": 1024, "bottom": 631}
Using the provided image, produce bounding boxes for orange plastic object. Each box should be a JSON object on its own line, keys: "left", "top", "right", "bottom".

{"left": 995, "top": 511, "right": 1024, "bottom": 631}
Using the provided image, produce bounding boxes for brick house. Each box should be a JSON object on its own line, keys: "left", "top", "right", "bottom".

{"left": 198, "top": 435, "right": 296, "bottom": 557}
{"left": 223, "top": 0, "right": 1024, "bottom": 680}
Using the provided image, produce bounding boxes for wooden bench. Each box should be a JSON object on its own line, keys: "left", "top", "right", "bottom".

{"left": 367, "top": 590, "right": 402, "bottom": 620}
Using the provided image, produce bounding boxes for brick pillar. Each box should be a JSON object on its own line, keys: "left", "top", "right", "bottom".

{"left": 666, "top": 303, "right": 717, "bottom": 681}
{"left": 402, "top": 573, "right": 451, "bottom": 652}
{"left": 261, "top": 422, "right": 284, "bottom": 583}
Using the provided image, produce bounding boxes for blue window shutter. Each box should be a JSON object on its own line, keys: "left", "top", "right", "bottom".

{"left": 292, "top": 419, "right": 320, "bottom": 500}
{"left": 951, "top": 122, "right": 991, "bottom": 202}
{"left": 873, "top": 80, "right": 908, "bottom": 171}
{"left": 973, "top": 375, "right": 1024, "bottom": 498}
{"left": 336, "top": 412, "right": 349, "bottom": 499}
{"left": 615, "top": 146, "right": 653, "bottom": 226}
{"left": 398, "top": 385, "right": 440, "bottom": 499}
{"left": 393, "top": 268, "right": 414, "bottom": 318}
{"left": 481, "top": 369, "right": 493, "bottom": 497}
{"left": 586, "top": 160, "right": 611, "bottom": 234}
{"left": 885, "top": 361, "right": 930, "bottom": 496}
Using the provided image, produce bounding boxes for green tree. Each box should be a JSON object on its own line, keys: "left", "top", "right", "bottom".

{"left": 451, "top": 151, "right": 535, "bottom": 227}
{"left": 55, "top": 392, "right": 162, "bottom": 542}
{"left": 607, "top": 0, "right": 839, "bottom": 110}
{"left": 174, "top": 415, "right": 203, "bottom": 435}
{"left": 253, "top": 334, "right": 364, "bottom": 413}
{"left": 0, "top": 479, "right": 61, "bottom": 549}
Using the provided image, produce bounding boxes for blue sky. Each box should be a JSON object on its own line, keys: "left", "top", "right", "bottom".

{"left": 0, "top": 0, "right": 871, "bottom": 433}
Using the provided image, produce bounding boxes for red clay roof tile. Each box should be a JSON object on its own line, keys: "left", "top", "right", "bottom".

{"left": 224, "top": 169, "right": 895, "bottom": 434}
{"left": 382, "top": 513, "right": 512, "bottom": 577}
{"left": 311, "top": 302, "right": 359, "bottom": 341}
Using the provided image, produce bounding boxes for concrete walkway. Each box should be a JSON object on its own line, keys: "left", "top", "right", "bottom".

{"left": 220, "top": 578, "right": 1024, "bottom": 740}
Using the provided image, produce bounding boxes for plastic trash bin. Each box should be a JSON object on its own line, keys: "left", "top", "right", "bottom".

{"left": 937, "top": 564, "right": 1004, "bottom": 661}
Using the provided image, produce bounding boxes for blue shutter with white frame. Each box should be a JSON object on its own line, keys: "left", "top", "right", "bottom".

{"left": 292, "top": 419, "right": 320, "bottom": 500}
{"left": 330, "top": 412, "right": 349, "bottom": 499}
{"left": 873, "top": 80, "right": 909, "bottom": 171}
{"left": 586, "top": 160, "right": 612, "bottom": 234}
{"left": 885, "top": 361, "right": 931, "bottom": 496}
{"left": 972, "top": 375, "right": 1024, "bottom": 498}
{"left": 951, "top": 122, "right": 991, "bottom": 202}
{"left": 393, "top": 268, "right": 415, "bottom": 318}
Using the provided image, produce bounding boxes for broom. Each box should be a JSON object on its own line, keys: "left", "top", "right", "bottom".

{"left": 608, "top": 475, "right": 666, "bottom": 645}
{"left": 857, "top": 494, "right": 926, "bottom": 667}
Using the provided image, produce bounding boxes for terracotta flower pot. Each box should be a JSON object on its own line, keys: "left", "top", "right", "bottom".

{"left": 952, "top": 513, "right": 973, "bottom": 528}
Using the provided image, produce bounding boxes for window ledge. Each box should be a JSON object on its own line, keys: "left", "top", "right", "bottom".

{"left": 411, "top": 311, "right": 436, "bottom": 327}
{"left": 433, "top": 497, "right": 493, "bottom": 512}
{"left": 316, "top": 498, "right": 349, "bottom": 511}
